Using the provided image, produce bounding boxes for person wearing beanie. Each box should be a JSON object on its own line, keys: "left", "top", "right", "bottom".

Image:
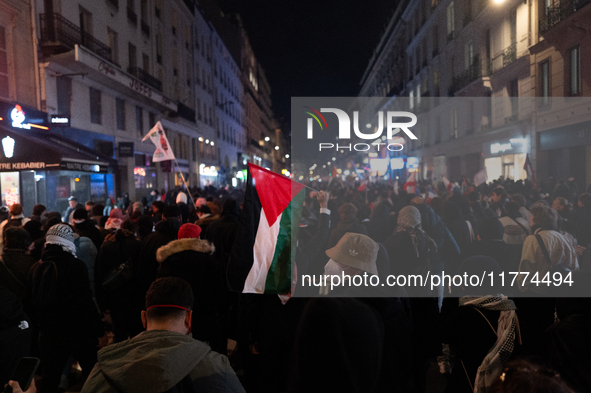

{"left": 29, "top": 223, "right": 105, "bottom": 393}
{"left": 132, "top": 204, "right": 183, "bottom": 336}
{"left": 156, "top": 224, "right": 226, "bottom": 353}
{"left": 0, "top": 204, "right": 30, "bottom": 256}
{"left": 327, "top": 203, "right": 368, "bottom": 249}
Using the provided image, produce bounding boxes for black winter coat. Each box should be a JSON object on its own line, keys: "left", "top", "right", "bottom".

{"left": 156, "top": 238, "right": 226, "bottom": 353}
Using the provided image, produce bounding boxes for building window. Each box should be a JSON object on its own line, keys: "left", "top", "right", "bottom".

{"left": 0, "top": 26, "right": 8, "bottom": 98}
{"left": 142, "top": 53, "right": 149, "bottom": 73}
{"left": 107, "top": 28, "right": 118, "bottom": 65}
{"left": 569, "top": 46, "right": 581, "bottom": 95}
{"left": 116, "top": 98, "right": 125, "bottom": 130}
{"left": 149, "top": 112, "right": 156, "bottom": 127}
{"left": 509, "top": 78, "right": 518, "bottom": 117}
{"left": 450, "top": 108, "right": 458, "bottom": 139}
{"left": 465, "top": 40, "right": 474, "bottom": 70}
{"left": 136, "top": 106, "right": 143, "bottom": 135}
{"left": 540, "top": 60, "right": 550, "bottom": 105}
{"left": 447, "top": 2, "right": 455, "bottom": 40}
{"left": 90, "top": 87, "right": 102, "bottom": 124}
{"left": 128, "top": 43, "right": 136, "bottom": 69}
{"left": 56, "top": 76, "right": 72, "bottom": 117}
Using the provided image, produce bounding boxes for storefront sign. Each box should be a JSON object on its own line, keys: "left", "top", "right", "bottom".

{"left": 2, "top": 136, "right": 14, "bottom": 158}
{"left": 0, "top": 102, "right": 49, "bottom": 131}
{"left": 62, "top": 162, "right": 105, "bottom": 173}
{"left": 0, "top": 161, "right": 46, "bottom": 170}
{"left": 483, "top": 137, "right": 528, "bottom": 158}
{"left": 118, "top": 142, "right": 135, "bottom": 157}
{"left": 50, "top": 115, "right": 70, "bottom": 126}
{"left": 539, "top": 120, "right": 591, "bottom": 150}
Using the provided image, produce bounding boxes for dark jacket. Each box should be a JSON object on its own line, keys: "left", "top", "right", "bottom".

{"left": 81, "top": 330, "right": 245, "bottom": 393}
{"left": 0, "top": 250, "right": 36, "bottom": 300}
{"left": 327, "top": 218, "right": 368, "bottom": 249}
{"left": 443, "top": 202, "right": 472, "bottom": 265}
{"left": 74, "top": 219, "right": 103, "bottom": 251}
{"left": 137, "top": 219, "right": 181, "bottom": 296}
{"left": 157, "top": 238, "right": 226, "bottom": 354}
{"left": 28, "top": 244, "right": 103, "bottom": 336}
{"left": 205, "top": 200, "right": 241, "bottom": 272}
{"left": 96, "top": 230, "right": 141, "bottom": 311}
{"left": 573, "top": 205, "right": 591, "bottom": 247}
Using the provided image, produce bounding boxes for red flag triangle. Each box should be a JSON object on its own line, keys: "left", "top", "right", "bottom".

{"left": 248, "top": 163, "right": 305, "bottom": 227}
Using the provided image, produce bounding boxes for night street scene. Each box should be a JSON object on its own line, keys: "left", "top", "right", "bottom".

{"left": 2, "top": 0, "right": 591, "bottom": 392}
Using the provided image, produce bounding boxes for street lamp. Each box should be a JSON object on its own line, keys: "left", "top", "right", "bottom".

{"left": 285, "top": 154, "right": 290, "bottom": 158}
{"left": 275, "top": 146, "right": 279, "bottom": 150}
{"left": 265, "top": 136, "right": 270, "bottom": 142}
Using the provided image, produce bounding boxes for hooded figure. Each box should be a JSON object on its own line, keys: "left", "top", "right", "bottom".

{"left": 443, "top": 201, "right": 473, "bottom": 258}
{"left": 157, "top": 223, "right": 227, "bottom": 354}
{"left": 366, "top": 201, "right": 392, "bottom": 243}
{"left": 383, "top": 205, "right": 440, "bottom": 392}
{"left": 205, "top": 198, "right": 242, "bottom": 271}
{"left": 327, "top": 203, "right": 368, "bottom": 249}
{"left": 288, "top": 298, "right": 384, "bottom": 393}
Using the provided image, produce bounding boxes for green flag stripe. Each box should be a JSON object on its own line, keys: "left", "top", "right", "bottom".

{"left": 264, "top": 188, "right": 306, "bottom": 293}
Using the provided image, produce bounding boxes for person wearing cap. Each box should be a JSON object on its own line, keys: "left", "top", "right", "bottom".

{"left": 72, "top": 208, "right": 102, "bottom": 250}
{"left": 81, "top": 277, "right": 245, "bottom": 393}
{"left": 132, "top": 205, "right": 183, "bottom": 336}
{"left": 0, "top": 204, "right": 31, "bottom": 256}
{"left": 29, "top": 223, "right": 105, "bottom": 393}
{"left": 63, "top": 196, "right": 78, "bottom": 223}
{"left": 156, "top": 223, "right": 226, "bottom": 354}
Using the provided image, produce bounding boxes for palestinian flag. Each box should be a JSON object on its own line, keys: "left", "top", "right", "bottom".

{"left": 227, "top": 163, "right": 305, "bottom": 294}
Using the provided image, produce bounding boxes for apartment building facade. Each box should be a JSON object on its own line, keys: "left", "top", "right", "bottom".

{"left": 360, "top": 0, "right": 591, "bottom": 189}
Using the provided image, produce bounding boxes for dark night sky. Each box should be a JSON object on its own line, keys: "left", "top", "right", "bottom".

{"left": 219, "top": 0, "right": 397, "bottom": 127}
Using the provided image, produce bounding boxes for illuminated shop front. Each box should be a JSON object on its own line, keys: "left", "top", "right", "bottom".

{"left": 483, "top": 138, "right": 529, "bottom": 182}
{"left": 199, "top": 164, "right": 219, "bottom": 188}
{"left": 0, "top": 101, "right": 114, "bottom": 215}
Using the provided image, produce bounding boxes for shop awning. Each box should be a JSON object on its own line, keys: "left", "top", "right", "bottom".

{"left": 0, "top": 125, "right": 115, "bottom": 173}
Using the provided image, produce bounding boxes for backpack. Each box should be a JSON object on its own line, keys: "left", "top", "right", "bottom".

{"left": 30, "top": 260, "right": 59, "bottom": 310}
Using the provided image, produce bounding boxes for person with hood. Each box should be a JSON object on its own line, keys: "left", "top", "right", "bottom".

{"left": 440, "top": 256, "right": 521, "bottom": 393}
{"left": 102, "top": 208, "right": 124, "bottom": 237}
{"left": 327, "top": 203, "right": 368, "bottom": 249}
{"left": 29, "top": 204, "right": 47, "bottom": 224}
{"left": 383, "top": 206, "right": 440, "bottom": 393}
{"left": 499, "top": 201, "right": 530, "bottom": 245}
{"left": 28, "top": 224, "right": 105, "bottom": 393}
{"left": 465, "top": 217, "right": 522, "bottom": 274}
{"left": 132, "top": 205, "right": 182, "bottom": 336}
{"left": 0, "top": 204, "right": 30, "bottom": 255}
{"left": 287, "top": 298, "right": 384, "bottom": 393}
{"left": 157, "top": 223, "right": 226, "bottom": 354}
{"left": 96, "top": 224, "right": 141, "bottom": 343}
{"left": 72, "top": 208, "right": 102, "bottom": 251}
{"left": 366, "top": 201, "right": 392, "bottom": 243}
{"left": 80, "top": 277, "right": 245, "bottom": 393}
{"left": 443, "top": 201, "right": 472, "bottom": 258}
{"left": 204, "top": 198, "right": 241, "bottom": 270}
{"left": 0, "top": 228, "right": 36, "bottom": 301}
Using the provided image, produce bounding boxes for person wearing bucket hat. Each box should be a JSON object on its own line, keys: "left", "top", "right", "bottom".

{"left": 325, "top": 232, "right": 379, "bottom": 276}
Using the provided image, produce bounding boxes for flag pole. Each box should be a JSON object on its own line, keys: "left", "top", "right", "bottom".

{"left": 172, "top": 157, "right": 195, "bottom": 207}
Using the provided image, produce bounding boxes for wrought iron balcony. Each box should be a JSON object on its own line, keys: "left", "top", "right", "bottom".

{"left": 127, "top": 67, "right": 162, "bottom": 91}
{"left": 177, "top": 102, "right": 195, "bottom": 122}
{"left": 449, "top": 55, "right": 489, "bottom": 95}
{"left": 539, "top": 0, "right": 590, "bottom": 31}
{"left": 39, "top": 13, "right": 112, "bottom": 62}
{"left": 502, "top": 42, "right": 517, "bottom": 68}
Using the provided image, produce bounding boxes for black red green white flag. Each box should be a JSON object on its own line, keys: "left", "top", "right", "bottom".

{"left": 227, "top": 163, "right": 305, "bottom": 294}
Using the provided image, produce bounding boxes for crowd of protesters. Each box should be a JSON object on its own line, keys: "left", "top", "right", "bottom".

{"left": 0, "top": 173, "right": 590, "bottom": 392}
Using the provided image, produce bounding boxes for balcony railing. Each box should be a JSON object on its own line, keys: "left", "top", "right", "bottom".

{"left": 127, "top": 67, "right": 162, "bottom": 91}
{"left": 141, "top": 20, "right": 150, "bottom": 36}
{"left": 502, "top": 42, "right": 517, "bottom": 67}
{"left": 539, "top": 0, "right": 590, "bottom": 31}
{"left": 449, "top": 55, "right": 488, "bottom": 95}
{"left": 127, "top": 7, "right": 137, "bottom": 24}
{"left": 39, "top": 13, "right": 112, "bottom": 62}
